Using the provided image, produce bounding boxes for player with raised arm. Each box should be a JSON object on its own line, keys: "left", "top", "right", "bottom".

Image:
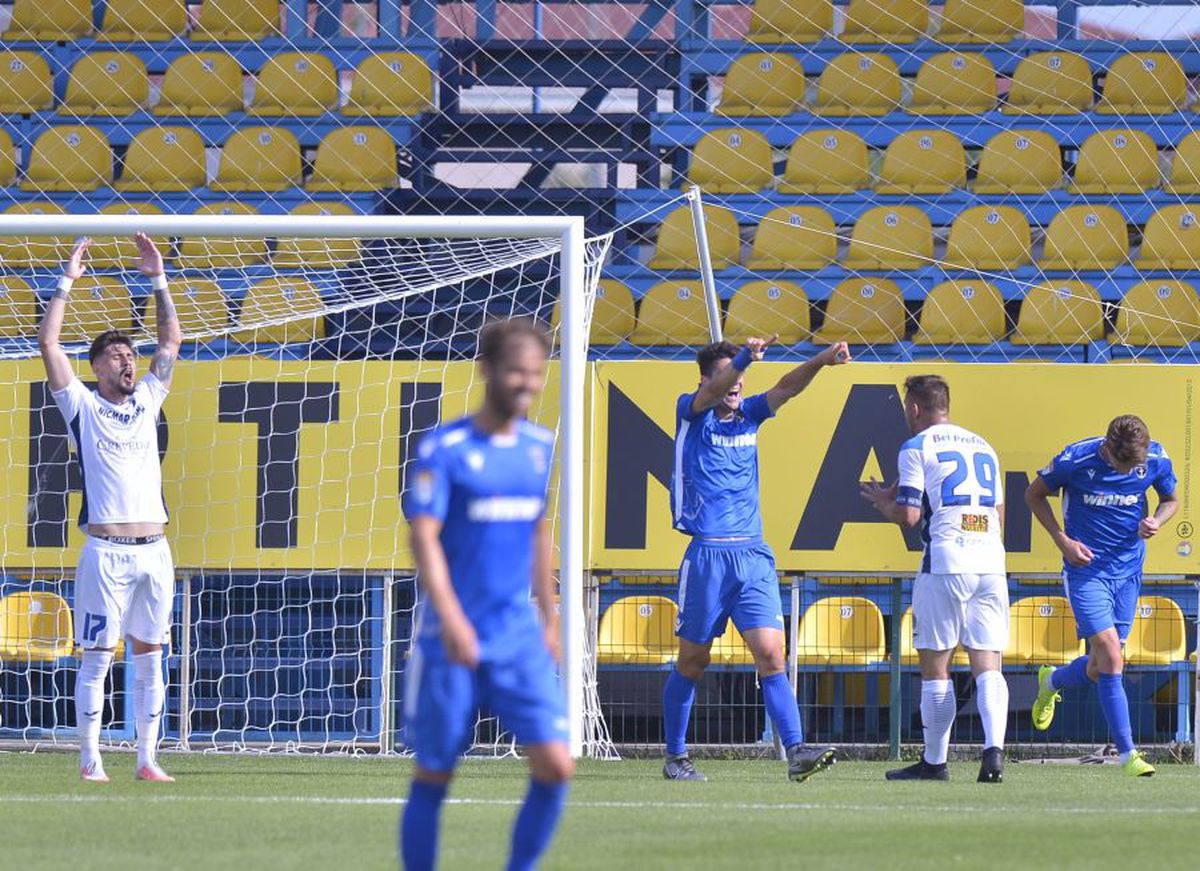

{"left": 662, "top": 336, "right": 850, "bottom": 783}
{"left": 38, "top": 235, "right": 182, "bottom": 783}
{"left": 399, "top": 319, "right": 571, "bottom": 871}
{"left": 1025, "top": 415, "right": 1177, "bottom": 778}
{"left": 861, "top": 375, "right": 1010, "bottom": 783}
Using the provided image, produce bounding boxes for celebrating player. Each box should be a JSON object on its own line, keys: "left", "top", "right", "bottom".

{"left": 1025, "top": 415, "right": 1177, "bottom": 777}
{"left": 400, "top": 319, "right": 571, "bottom": 871}
{"left": 662, "top": 336, "right": 850, "bottom": 782}
{"left": 861, "top": 375, "right": 1010, "bottom": 783}
{"left": 38, "top": 235, "right": 182, "bottom": 783}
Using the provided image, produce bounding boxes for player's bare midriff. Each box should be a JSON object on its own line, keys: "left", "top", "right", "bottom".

{"left": 85, "top": 521, "right": 166, "bottom": 537}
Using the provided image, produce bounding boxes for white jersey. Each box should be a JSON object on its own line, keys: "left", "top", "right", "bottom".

{"left": 51, "top": 373, "right": 169, "bottom": 527}
{"left": 895, "top": 423, "right": 1005, "bottom": 575}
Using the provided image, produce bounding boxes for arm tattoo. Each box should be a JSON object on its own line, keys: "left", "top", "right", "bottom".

{"left": 154, "top": 286, "right": 178, "bottom": 333}
{"left": 150, "top": 348, "right": 177, "bottom": 383}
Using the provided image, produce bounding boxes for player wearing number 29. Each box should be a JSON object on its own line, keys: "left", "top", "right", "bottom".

{"left": 861, "top": 376, "right": 1010, "bottom": 783}
{"left": 38, "top": 235, "right": 182, "bottom": 784}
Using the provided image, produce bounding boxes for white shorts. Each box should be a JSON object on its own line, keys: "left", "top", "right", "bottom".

{"left": 912, "top": 572, "right": 1009, "bottom": 653}
{"left": 75, "top": 536, "right": 175, "bottom": 650}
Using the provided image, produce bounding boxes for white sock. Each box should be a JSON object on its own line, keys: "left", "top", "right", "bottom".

{"left": 974, "top": 669, "right": 1009, "bottom": 750}
{"left": 76, "top": 649, "right": 114, "bottom": 771}
{"left": 920, "top": 679, "right": 956, "bottom": 766}
{"left": 134, "top": 649, "right": 165, "bottom": 769}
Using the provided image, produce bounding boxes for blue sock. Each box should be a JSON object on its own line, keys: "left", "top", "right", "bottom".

{"left": 507, "top": 779, "right": 569, "bottom": 871}
{"left": 760, "top": 672, "right": 804, "bottom": 749}
{"left": 1097, "top": 673, "right": 1135, "bottom": 755}
{"left": 401, "top": 780, "right": 447, "bottom": 871}
{"left": 1050, "top": 655, "right": 1092, "bottom": 691}
{"left": 662, "top": 668, "right": 696, "bottom": 757}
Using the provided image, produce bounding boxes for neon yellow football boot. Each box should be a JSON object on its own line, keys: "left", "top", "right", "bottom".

{"left": 1031, "top": 665, "right": 1060, "bottom": 731}
{"left": 1123, "top": 750, "right": 1155, "bottom": 778}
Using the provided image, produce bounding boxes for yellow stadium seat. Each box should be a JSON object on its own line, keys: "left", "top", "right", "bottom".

{"left": 943, "top": 206, "right": 1032, "bottom": 270}
{"left": 1097, "top": 52, "right": 1187, "bottom": 115}
{"left": 114, "top": 126, "right": 206, "bottom": 192}
{"left": 1011, "top": 282, "right": 1104, "bottom": 346}
{"left": 908, "top": 52, "right": 996, "bottom": 114}
{"left": 843, "top": 205, "right": 932, "bottom": 270}
{"left": 841, "top": 0, "right": 928, "bottom": 43}
{"left": 898, "top": 609, "right": 969, "bottom": 665}
{"left": 1136, "top": 206, "right": 1200, "bottom": 271}
{"left": 100, "top": 0, "right": 187, "bottom": 40}
{"left": 1125, "top": 597, "right": 1186, "bottom": 665}
{"left": 814, "top": 278, "right": 906, "bottom": 345}
{"left": 630, "top": 280, "right": 713, "bottom": 346}
{"left": 1003, "top": 52, "right": 1093, "bottom": 115}
{"left": 275, "top": 202, "right": 363, "bottom": 270}
{"left": 725, "top": 280, "right": 810, "bottom": 344}
{"left": 0, "top": 128, "right": 14, "bottom": 188}
{"left": 2, "top": 0, "right": 91, "bottom": 39}
{"left": 747, "top": 0, "right": 831, "bottom": 43}
{"left": 235, "top": 277, "right": 326, "bottom": 345}
{"left": 0, "top": 202, "right": 69, "bottom": 268}
{"left": 212, "top": 127, "right": 301, "bottom": 192}
{"left": 936, "top": 0, "right": 1023, "bottom": 43}
{"left": 711, "top": 621, "right": 756, "bottom": 665}
{"left": 192, "top": 0, "right": 280, "bottom": 40}
{"left": 1110, "top": 281, "right": 1200, "bottom": 347}
{"left": 1166, "top": 131, "right": 1200, "bottom": 194}
{"left": 1039, "top": 206, "right": 1128, "bottom": 270}
{"left": 62, "top": 277, "right": 133, "bottom": 344}
{"left": 344, "top": 53, "right": 435, "bottom": 116}
{"left": 250, "top": 52, "right": 338, "bottom": 116}
{"left": 178, "top": 203, "right": 269, "bottom": 269}
{"left": 874, "top": 130, "right": 966, "bottom": 194}
{"left": 717, "top": 53, "right": 805, "bottom": 116}
{"left": 145, "top": 278, "right": 230, "bottom": 339}
{"left": 597, "top": 596, "right": 678, "bottom": 664}
{"left": 780, "top": 129, "right": 870, "bottom": 194}
{"left": 1069, "top": 130, "right": 1160, "bottom": 195}
{"left": 813, "top": 52, "right": 901, "bottom": 116}
{"left": 0, "top": 591, "right": 74, "bottom": 661}
{"left": 1006, "top": 596, "right": 1084, "bottom": 664}
{"left": 306, "top": 127, "right": 399, "bottom": 192}
{"left": 973, "top": 130, "right": 1062, "bottom": 194}
{"left": 796, "top": 597, "right": 885, "bottom": 665}
{"left": 648, "top": 205, "right": 741, "bottom": 271}
{"left": 60, "top": 52, "right": 149, "bottom": 115}
{"left": 687, "top": 128, "right": 773, "bottom": 194}
{"left": 154, "top": 53, "right": 244, "bottom": 116}
{"left": 88, "top": 203, "right": 164, "bottom": 269}
{"left": 914, "top": 280, "right": 1006, "bottom": 345}
{"left": 20, "top": 126, "right": 111, "bottom": 192}
{"left": 746, "top": 206, "right": 836, "bottom": 270}
{"left": 0, "top": 51, "right": 54, "bottom": 113}
{"left": 551, "top": 278, "right": 637, "bottom": 345}
{"left": 0, "top": 276, "right": 37, "bottom": 338}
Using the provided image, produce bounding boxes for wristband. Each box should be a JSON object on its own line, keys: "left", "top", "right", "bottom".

{"left": 149, "top": 273, "right": 168, "bottom": 291}
{"left": 732, "top": 346, "right": 753, "bottom": 371}
{"left": 56, "top": 276, "right": 74, "bottom": 294}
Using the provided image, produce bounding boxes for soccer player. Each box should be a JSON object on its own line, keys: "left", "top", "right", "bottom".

{"left": 1025, "top": 415, "right": 1177, "bottom": 778}
{"left": 400, "top": 319, "right": 571, "bottom": 871}
{"left": 861, "top": 375, "right": 1009, "bottom": 783}
{"left": 663, "top": 336, "right": 850, "bottom": 782}
{"left": 38, "top": 235, "right": 182, "bottom": 783}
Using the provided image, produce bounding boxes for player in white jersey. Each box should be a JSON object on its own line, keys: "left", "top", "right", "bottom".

{"left": 861, "top": 375, "right": 1010, "bottom": 783}
{"left": 38, "top": 235, "right": 182, "bottom": 784}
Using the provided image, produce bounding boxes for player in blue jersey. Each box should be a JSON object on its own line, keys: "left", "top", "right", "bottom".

{"left": 1025, "top": 415, "right": 1178, "bottom": 777}
{"left": 399, "top": 318, "right": 571, "bottom": 871}
{"left": 663, "top": 336, "right": 850, "bottom": 782}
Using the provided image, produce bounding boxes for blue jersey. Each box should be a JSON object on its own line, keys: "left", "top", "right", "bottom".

{"left": 403, "top": 416, "right": 554, "bottom": 659}
{"left": 1038, "top": 437, "right": 1177, "bottom": 582}
{"left": 671, "top": 392, "right": 774, "bottom": 539}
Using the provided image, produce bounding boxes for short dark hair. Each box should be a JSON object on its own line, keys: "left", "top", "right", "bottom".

{"left": 696, "top": 341, "right": 739, "bottom": 378}
{"left": 477, "top": 317, "right": 551, "bottom": 367}
{"left": 1105, "top": 414, "right": 1150, "bottom": 466}
{"left": 903, "top": 374, "right": 950, "bottom": 413}
{"left": 89, "top": 330, "right": 134, "bottom": 364}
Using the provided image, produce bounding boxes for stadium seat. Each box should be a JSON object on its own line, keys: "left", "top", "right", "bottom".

{"left": 1124, "top": 597, "right": 1187, "bottom": 665}
{"left": 942, "top": 206, "right": 1032, "bottom": 270}
{"left": 0, "top": 276, "right": 36, "bottom": 338}
{"left": 0, "top": 202, "right": 69, "bottom": 268}
{"left": 1135, "top": 206, "right": 1200, "bottom": 271}
{"left": 780, "top": 129, "right": 870, "bottom": 194}
{"left": 1006, "top": 596, "right": 1083, "bottom": 664}
{"left": 717, "top": 53, "right": 805, "bottom": 116}
{"left": 746, "top": 206, "right": 837, "bottom": 270}
{"left": 235, "top": 277, "right": 326, "bottom": 345}
{"left": 813, "top": 52, "right": 901, "bottom": 116}
{"left": 154, "top": 53, "right": 244, "bottom": 116}
{"left": 250, "top": 52, "right": 338, "bottom": 116}
{"left": 596, "top": 596, "right": 678, "bottom": 664}
{"left": 0, "top": 128, "right": 15, "bottom": 188}
{"left": 212, "top": 127, "right": 302, "bottom": 192}
{"left": 973, "top": 130, "right": 1062, "bottom": 194}
{"left": 1011, "top": 282, "right": 1105, "bottom": 346}
{"left": 306, "top": 127, "right": 399, "bottom": 192}
{"left": 0, "top": 51, "right": 54, "bottom": 113}
{"left": 551, "top": 279, "right": 637, "bottom": 345}
{"left": 936, "top": 0, "right": 1023, "bottom": 43}
{"left": 177, "top": 203, "right": 269, "bottom": 269}
{"left": 898, "top": 608, "right": 969, "bottom": 665}
{"left": 88, "top": 203, "right": 165, "bottom": 269}
{"left": 1039, "top": 206, "right": 1129, "bottom": 270}
{"left": 275, "top": 202, "right": 363, "bottom": 269}
{"left": 746, "top": 0, "right": 831, "bottom": 43}
{"left": 840, "top": 0, "right": 928, "bottom": 43}
{"left": 795, "top": 597, "right": 885, "bottom": 665}
{"left": 725, "top": 280, "right": 810, "bottom": 344}
{"left": 842, "top": 206, "right": 932, "bottom": 270}
{"left": 343, "top": 53, "right": 435, "bottom": 116}
{"left": 1003, "top": 52, "right": 1093, "bottom": 115}
{"left": 1, "top": 0, "right": 91, "bottom": 39}
{"left": 913, "top": 280, "right": 1006, "bottom": 345}
{"left": 20, "top": 126, "right": 111, "bottom": 192}
{"left": 0, "top": 591, "right": 74, "bottom": 662}
{"left": 60, "top": 52, "right": 150, "bottom": 116}
{"left": 1096, "top": 52, "right": 1187, "bottom": 115}
{"left": 907, "top": 52, "right": 997, "bottom": 114}
{"left": 874, "top": 130, "right": 966, "bottom": 194}
{"left": 630, "top": 280, "right": 713, "bottom": 346}
{"left": 192, "top": 0, "right": 280, "bottom": 40}
{"left": 814, "top": 278, "right": 906, "bottom": 345}
{"left": 1166, "top": 131, "right": 1200, "bottom": 194}
{"left": 711, "top": 621, "right": 756, "bottom": 665}
{"left": 62, "top": 277, "right": 133, "bottom": 344}
{"left": 100, "top": 0, "right": 188, "bottom": 40}
{"left": 687, "top": 129, "right": 774, "bottom": 194}
{"left": 1110, "top": 281, "right": 1200, "bottom": 347}
{"left": 145, "top": 278, "right": 230, "bottom": 338}
{"left": 114, "top": 127, "right": 207, "bottom": 192}
{"left": 1069, "top": 130, "right": 1160, "bottom": 194}
{"left": 648, "top": 205, "right": 741, "bottom": 271}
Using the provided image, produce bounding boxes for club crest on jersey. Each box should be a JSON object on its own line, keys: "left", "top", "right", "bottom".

{"left": 1134, "top": 465, "right": 1147, "bottom": 478}
{"left": 1086, "top": 469, "right": 1095, "bottom": 478}
{"left": 414, "top": 470, "right": 434, "bottom": 504}
{"left": 466, "top": 451, "right": 484, "bottom": 472}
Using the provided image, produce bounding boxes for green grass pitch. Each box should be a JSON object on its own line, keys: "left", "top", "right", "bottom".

{"left": 3, "top": 753, "right": 1199, "bottom": 870}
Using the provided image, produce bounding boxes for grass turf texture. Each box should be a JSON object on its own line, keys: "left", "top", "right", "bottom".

{"left": 2, "top": 754, "right": 1198, "bottom": 870}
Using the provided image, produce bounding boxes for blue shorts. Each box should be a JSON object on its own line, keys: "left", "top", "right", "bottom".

{"left": 402, "top": 640, "right": 568, "bottom": 772}
{"left": 1064, "top": 572, "right": 1141, "bottom": 641}
{"left": 676, "top": 538, "right": 784, "bottom": 645}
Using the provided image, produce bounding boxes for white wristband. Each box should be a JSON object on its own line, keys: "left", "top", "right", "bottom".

{"left": 150, "top": 273, "right": 168, "bottom": 291}
{"left": 56, "top": 277, "right": 74, "bottom": 294}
